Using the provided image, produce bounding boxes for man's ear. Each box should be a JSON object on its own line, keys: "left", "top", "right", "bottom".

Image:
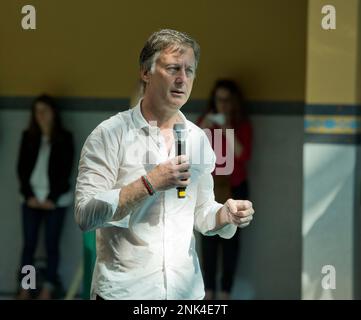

{"left": 141, "top": 67, "right": 150, "bottom": 84}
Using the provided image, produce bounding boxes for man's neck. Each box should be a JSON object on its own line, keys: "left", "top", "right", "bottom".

{"left": 140, "top": 98, "right": 182, "bottom": 130}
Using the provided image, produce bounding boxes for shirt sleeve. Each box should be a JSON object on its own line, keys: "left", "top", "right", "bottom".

{"left": 193, "top": 130, "right": 237, "bottom": 239}
{"left": 75, "top": 124, "right": 130, "bottom": 232}
{"left": 193, "top": 173, "right": 237, "bottom": 239}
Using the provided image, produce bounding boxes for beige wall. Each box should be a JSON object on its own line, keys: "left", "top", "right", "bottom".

{"left": 306, "top": 0, "right": 361, "bottom": 104}
{"left": 0, "top": 0, "right": 307, "bottom": 102}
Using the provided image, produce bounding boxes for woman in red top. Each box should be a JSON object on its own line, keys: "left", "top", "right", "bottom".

{"left": 198, "top": 79, "right": 252, "bottom": 300}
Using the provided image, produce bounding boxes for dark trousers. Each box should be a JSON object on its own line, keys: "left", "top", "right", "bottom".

{"left": 201, "top": 180, "right": 249, "bottom": 293}
{"left": 20, "top": 203, "right": 66, "bottom": 286}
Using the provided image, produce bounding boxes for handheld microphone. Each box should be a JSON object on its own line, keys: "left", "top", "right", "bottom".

{"left": 173, "top": 123, "right": 187, "bottom": 199}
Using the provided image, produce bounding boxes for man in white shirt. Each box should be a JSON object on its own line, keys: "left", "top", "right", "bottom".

{"left": 75, "top": 29, "right": 255, "bottom": 300}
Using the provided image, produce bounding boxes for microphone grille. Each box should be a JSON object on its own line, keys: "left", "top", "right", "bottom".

{"left": 173, "top": 123, "right": 185, "bottom": 132}
{"left": 173, "top": 123, "right": 186, "bottom": 140}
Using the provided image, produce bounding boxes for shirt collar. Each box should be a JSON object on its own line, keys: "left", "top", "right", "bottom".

{"left": 132, "top": 99, "right": 191, "bottom": 135}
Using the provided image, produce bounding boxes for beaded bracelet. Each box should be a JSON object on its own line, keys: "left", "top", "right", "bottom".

{"left": 141, "top": 175, "right": 155, "bottom": 196}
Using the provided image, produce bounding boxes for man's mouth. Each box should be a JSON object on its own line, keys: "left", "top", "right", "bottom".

{"left": 171, "top": 90, "right": 185, "bottom": 95}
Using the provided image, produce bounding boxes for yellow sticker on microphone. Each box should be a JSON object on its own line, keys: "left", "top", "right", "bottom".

{"left": 178, "top": 191, "right": 186, "bottom": 198}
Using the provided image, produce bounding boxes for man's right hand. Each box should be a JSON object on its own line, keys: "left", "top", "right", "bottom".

{"left": 147, "top": 155, "right": 191, "bottom": 192}
{"left": 27, "top": 197, "right": 40, "bottom": 209}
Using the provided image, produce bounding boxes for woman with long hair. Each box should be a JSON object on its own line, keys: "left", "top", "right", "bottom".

{"left": 198, "top": 79, "right": 253, "bottom": 300}
{"left": 16, "top": 94, "right": 74, "bottom": 299}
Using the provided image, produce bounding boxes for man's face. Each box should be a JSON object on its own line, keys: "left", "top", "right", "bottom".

{"left": 142, "top": 46, "right": 196, "bottom": 111}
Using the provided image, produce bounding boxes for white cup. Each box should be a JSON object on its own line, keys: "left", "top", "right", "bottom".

{"left": 207, "top": 113, "right": 226, "bottom": 126}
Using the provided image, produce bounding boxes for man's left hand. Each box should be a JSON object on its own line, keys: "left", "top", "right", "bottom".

{"left": 223, "top": 199, "right": 254, "bottom": 228}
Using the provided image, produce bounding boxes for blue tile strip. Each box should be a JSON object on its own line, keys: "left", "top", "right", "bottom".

{"left": 0, "top": 95, "right": 304, "bottom": 115}
{"left": 305, "top": 103, "right": 361, "bottom": 144}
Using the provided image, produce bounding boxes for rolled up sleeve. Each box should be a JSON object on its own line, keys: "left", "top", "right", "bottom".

{"left": 194, "top": 173, "right": 237, "bottom": 239}
{"left": 192, "top": 130, "right": 237, "bottom": 240}
{"left": 75, "top": 125, "right": 130, "bottom": 232}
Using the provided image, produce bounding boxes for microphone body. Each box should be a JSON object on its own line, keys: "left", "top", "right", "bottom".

{"left": 173, "top": 123, "right": 187, "bottom": 199}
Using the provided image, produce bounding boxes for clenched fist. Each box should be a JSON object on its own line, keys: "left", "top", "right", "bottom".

{"left": 222, "top": 199, "right": 255, "bottom": 228}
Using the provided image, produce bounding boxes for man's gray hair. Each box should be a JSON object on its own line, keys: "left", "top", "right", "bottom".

{"left": 139, "top": 29, "right": 200, "bottom": 76}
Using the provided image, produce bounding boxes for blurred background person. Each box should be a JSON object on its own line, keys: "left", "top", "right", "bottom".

{"left": 198, "top": 79, "right": 253, "bottom": 300}
{"left": 16, "top": 94, "right": 74, "bottom": 300}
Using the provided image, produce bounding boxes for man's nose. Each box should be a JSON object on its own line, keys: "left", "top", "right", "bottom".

{"left": 175, "top": 68, "right": 187, "bottom": 83}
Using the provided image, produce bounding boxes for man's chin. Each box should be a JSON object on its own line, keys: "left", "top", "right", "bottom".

{"left": 168, "top": 96, "right": 188, "bottom": 109}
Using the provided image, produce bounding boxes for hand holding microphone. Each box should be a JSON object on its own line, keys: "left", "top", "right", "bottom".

{"left": 146, "top": 123, "right": 190, "bottom": 198}
{"left": 146, "top": 155, "right": 190, "bottom": 192}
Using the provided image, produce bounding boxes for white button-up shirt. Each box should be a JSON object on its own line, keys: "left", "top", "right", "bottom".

{"left": 75, "top": 101, "right": 237, "bottom": 300}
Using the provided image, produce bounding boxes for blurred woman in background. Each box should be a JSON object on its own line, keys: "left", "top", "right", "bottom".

{"left": 198, "top": 79, "right": 253, "bottom": 300}
{"left": 16, "top": 94, "right": 74, "bottom": 300}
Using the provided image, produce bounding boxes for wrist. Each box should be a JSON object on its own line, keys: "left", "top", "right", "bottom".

{"left": 221, "top": 205, "right": 232, "bottom": 225}
{"left": 146, "top": 171, "right": 159, "bottom": 192}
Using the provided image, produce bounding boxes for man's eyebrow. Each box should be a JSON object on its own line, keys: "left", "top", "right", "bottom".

{"left": 164, "top": 62, "right": 195, "bottom": 70}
